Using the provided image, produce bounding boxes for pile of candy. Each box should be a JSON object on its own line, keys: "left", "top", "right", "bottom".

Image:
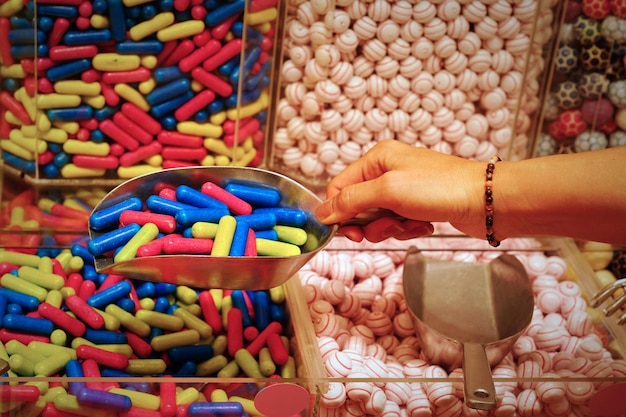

{"left": 0, "top": 0, "right": 277, "bottom": 180}
{"left": 536, "top": 0, "right": 626, "bottom": 155}
{"left": 298, "top": 238, "right": 626, "bottom": 416}
{"left": 0, "top": 245, "right": 306, "bottom": 416}
{"left": 88, "top": 178, "right": 314, "bottom": 261}
{"left": 272, "top": 0, "right": 557, "bottom": 183}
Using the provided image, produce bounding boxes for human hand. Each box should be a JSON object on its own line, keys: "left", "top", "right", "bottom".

{"left": 315, "top": 140, "right": 487, "bottom": 242}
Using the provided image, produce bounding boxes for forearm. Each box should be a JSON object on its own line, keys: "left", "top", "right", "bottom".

{"left": 493, "top": 147, "right": 626, "bottom": 245}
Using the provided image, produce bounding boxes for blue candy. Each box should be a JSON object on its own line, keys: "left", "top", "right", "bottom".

{"left": 3, "top": 314, "right": 54, "bottom": 336}
{"left": 225, "top": 183, "right": 281, "bottom": 208}
{"left": 87, "top": 280, "right": 132, "bottom": 309}
{"left": 87, "top": 223, "right": 141, "bottom": 256}
{"left": 89, "top": 196, "right": 143, "bottom": 231}
{"left": 176, "top": 208, "right": 229, "bottom": 227}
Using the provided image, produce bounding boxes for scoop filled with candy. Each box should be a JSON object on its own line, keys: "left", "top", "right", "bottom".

{"left": 88, "top": 166, "right": 386, "bottom": 289}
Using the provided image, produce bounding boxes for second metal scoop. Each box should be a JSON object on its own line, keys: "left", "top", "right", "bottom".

{"left": 89, "top": 166, "right": 340, "bottom": 290}
{"left": 402, "top": 246, "right": 534, "bottom": 410}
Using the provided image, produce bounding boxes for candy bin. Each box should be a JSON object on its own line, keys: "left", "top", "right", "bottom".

{"left": 268, "top": 0, "right": 562, "bottom": 189}
{"left": 0, "top": 0, "right": 280, "bottom": 184}
{"left": 299, "top": 235, "right": 626, "bottom": 416}
{"left": 0, "top": 232, "right": 325, "bottom": 417}
{"left": 533, "top": 0, "right": 626, "bottom": 156}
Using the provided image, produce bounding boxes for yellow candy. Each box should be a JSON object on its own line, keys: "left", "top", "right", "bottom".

{"left": 136, "top": 309, "right": 184, "bottom": 331}
{"left": 114, "top": 83, "right": 150, "bottom": 111}
{"left": 53, "top": 81, "right": 101, "bottom": 96}
{"left": 177, "top": 120, "right": 222, "bottom": 138}
{"left": 130, "top": 12, "right": 175, "bottom": 40}
{"left": 92, "top": 53, "right": 141, "bottom": 71}
{"left": 157, "top": 20, "right": 204, "bottom": 42}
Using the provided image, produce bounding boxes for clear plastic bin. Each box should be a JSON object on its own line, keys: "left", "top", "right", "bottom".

{"left": 0, "top": 0, "right": 279, "bottom": 184}
{"left": 531, "top": 0, "right": 626, "bottom": 157}
{"left": 269, "top": 0, "right": 563, "bottom": 189}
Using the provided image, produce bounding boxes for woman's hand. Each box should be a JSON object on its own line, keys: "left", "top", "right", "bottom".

{"left": 315, "top": 140, "right": 487, "bottom": 242}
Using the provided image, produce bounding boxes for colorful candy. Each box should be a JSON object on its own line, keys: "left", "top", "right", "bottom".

{"left": 88, "top": 177, "right": 313, "bottom": 261}
{"left": 0, "top": 244, "right": 308, "bottom": 416}
{"left": 0, "top": 0, "right": 277, "bottom": 180}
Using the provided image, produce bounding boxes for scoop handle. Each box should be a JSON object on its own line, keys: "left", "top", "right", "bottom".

{"left": 463, "top": 342, "right": 497, "bottom": 410}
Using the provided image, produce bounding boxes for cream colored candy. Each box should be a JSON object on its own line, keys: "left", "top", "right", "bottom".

{"left": 377, "top": 20, "right": 400, "bottom": 43}
{"left": 281, "top": 147, "right": 303, "bottom": 169}
{"left": 316, "top": 140, "right": 340, "bottom": 164}
{"left": 411, "top": 72, "right": 434, "bottom": 95}
{"left": 375, "top": 56, "right": 399, "bottom": 79}
{"left": 410, "top": 109, "right": 432, "bottom": 131}
{"left": 344, "top": 0, "right": 366, "bottom": 20}
{"left": 300, "top": 153, "right": 325, "bottom": 177}
{"left": 388, "top": 109, "right": 409, "bottom": 132}
{"left": 304, "top": 59, "right": 328, "bottom": 83}
{"left": 444, "top": 89, "right": 466, "bottom": 110}
{"left": 434, "top": 35, "right": 456, "bottom": 59}
{"left": 342, "top": 109, "right": 365, "bottom": 132}
{"left": 484, "top": 35, "right": 504, "bottom": 53}
{"left": 463, "top": 0, "right": 487, "bottom": 23}
{"left": 320, "top": 109, "right": 343, "bottom": 132}
{"left": 457, "top": 32, "right": 481, "bottom": 56}
{"left": 288, "top": 20, "right": 310, "bottom": 45}
{"left": 335, "top": 29, "right": 359, "bottom": 53}
{"left": 432, "top": 107, "right": 455, "bottom": 128}
{"left": 498, "top": 16, "right": 521, "bottom": 39}
{"left": 284, "top": 82, "right": 307, "bottom": 106}
{"left": 364, "top": 108, "right": 388, "bottom": 132}
{"left": 466, "top": 114, "right": 490, "bottom": 139}
{"left": 387, "top": 38, "right": 412, "bottom": 60}
{"left": 362, "top": 38, "right": 387, "bottom": 61}
{"left": 412, "top": 1, "right": 437, "bottom": 23}
{"left": 489, "top": 127, "right": 512, "bottom": 148}
{"left": 287, "top": 116, "right": 305, "bottom": 140}
{"left": 388, "top": 74, "right": 410, "bottom": 98}
{"left": 310, "top": 0, "right": 332, "bottom": 14}
{"left": 353, "top": 16, "right": 377, "bottom": 40}
{"left": 492, "top": 49, "right": 515, "bottom": 74}
{"left": 423, "top": 17, "right": 447, "bottom": 41}
{"left": 367, "top": 0, "right": 390, "bottom": 22}
{"left": 315, "top": 44, "right": 341, "bottom": 67}
{"left": 376, "top": 94, "right": 398, "bottom": 113}
{"left": 486, "top": 107, "right": 511, "bottom": 129}
{"left": 324, "top": 10, "right": 351, "bottom": 34}
{"left": 437, "top": 0, "right": 461, "bottom": 20}
{"left": 397, "top": 128, "right": 418, "bottom": 145}
{"left": 366, "top": 74, "right": 388, "bottom": 98}
{"left": 447, "top": 15, "right": 470, "bottom": 39}
{"left": 411, "top": 37, "right": 434, "bottom": 59}
{"left": 390, "top": 0, "right": 413, "bottom": 24}
{"left": 399, "top": 56, "right": 422, "bottom": 78}
{"left": 506, "top": 32, "right": 531, "bottom": 55}
{"left": 478, "top": 69, "right": 500, "bottom": 91}
{"left": 444, "top": 51, "right": 468, "bottom": 74}
{"left": 419, "top": 125, "right": 442, "bottom": 146}
{"left": 399, "top": 92, "right": 420, "bottom": 113}
{"left": 304, "top": 121, "right": 328, "bottom": 144}
{"left": 488, "top": 0, "right": 513, "bottom": 21}
{"left": 399, "top": 21, "right": 422, "bottom": 42}
{"left": 443, "top": 120, "right": 466, "bottom": 143}
{"left": 281, "top": 61, "right": 303, "bottom": 83}
{"left": 296, "top": 2, "right": 318, "bottom": 26}
{"left": 330, "top": 61, "right": 354, "bottom": 85}
{"left": 310, "top": 21, "right": 333, "bottom": 46}
{"left": 289, "top": 45, "right": 312, "bottom": 67}
{"left": 339, "top": 141, "right": 362, "bottom": 163}
{"left": 434, "top": 71, "right": 456, "bottom": 93}
{"left": 468, "top": 49, "right": 492, "bottom": 73}
{"left": 421, "top": 90, "right": 444, "bottom": 113}
{"left": 475, "top": 16, "right": 498, "bottom": 40}
{"left": 454, "top": 135, "right": 479, "bottom": 157}
{"left": 343, "top": 76, "right": 367, "bottom": 99}
{"left": 314, "top": 80, "right": 341, "bottom": 103}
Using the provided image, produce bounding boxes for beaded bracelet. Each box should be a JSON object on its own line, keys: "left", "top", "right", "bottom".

{"left": 485, "top": 156, "right": 502, "bottom": 247}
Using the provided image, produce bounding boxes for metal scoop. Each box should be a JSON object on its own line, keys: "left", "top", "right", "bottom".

{"left": 402, "top": 246, "right": 534, "bottom": 410}
{"left": 88, "top": 166, "right": 342, "bottom": 290}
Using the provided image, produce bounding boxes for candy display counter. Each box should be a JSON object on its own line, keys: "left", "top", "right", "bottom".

{"left": 298, "top": 235, "right": 626, "bottom": 416}
{"left": 0, "top": 0, "right": 279, "bottom": 184}
{"left": 1, "top": 216, "right": 626, "bottom": 416}
{"left": 532, "top": 0, "right": 626, "bottom": 157}
{"left": 269, "top": 0, "right": 562, "bottom": 189}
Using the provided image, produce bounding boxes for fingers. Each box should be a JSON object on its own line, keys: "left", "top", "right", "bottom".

{"left": 336, "top": 218, "right": 434, "bottom": 243}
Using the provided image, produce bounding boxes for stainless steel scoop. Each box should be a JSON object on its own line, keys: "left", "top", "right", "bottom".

{"left": 402, "top": 246, "right": 534, "bottom": 410}
{"left": 88, "top": 166, "right": 341, "bottom": 290}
